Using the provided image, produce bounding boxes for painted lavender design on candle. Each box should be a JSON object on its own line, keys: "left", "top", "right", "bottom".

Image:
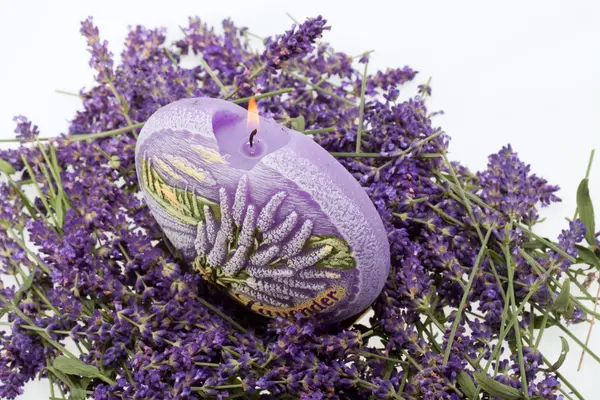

{"left": 135, "top": 98, "right": 390, "bottom": 322}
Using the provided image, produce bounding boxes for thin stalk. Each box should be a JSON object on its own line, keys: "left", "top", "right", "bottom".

{"left": 503, "top": 241, "right": 529, "bottom": 398}
{"left": 355, "top": 61, "right": 369, "bottom": 153}
{"left": 441, "top": 154, "right": 483, "bottom": 239}
{"left": 567, "top": 270, "right": 597, "bottom": 302}
{"left": 38, "top": 164, "right": 56, "bottom": 199}
{"left": 303, "top": 127, "right": 336, "bottom": 135}
{"left": 20, "top": 155, "right": 60, "bottom": 229}
{"left": 232, "top": 88, "right": 294, "bottom": 104}
{"left": 195, "top": 295, "right": 248, "bottom": 335}
{"left": 358, "top": 351, "right": 407, "bottom": 365}
{"left": 376, "top": 130, "right": 446, "bottom": 171}
{"left": 443, "top": 229, "right": 492, "bottom": 365}
{"left": 55, "top": 89, "right": 80, "bottom": 97}
{"left": 2, "top": 137, "right": 51, "bottom": 143}
{"left": 198, "top": 56, "right": 227, "bottom": 93}
{"left": 534, "top": 309, "right": 549, "bottom": 350}
{"left": 474, "top": 281, "right": 541, "bottom": 399}
{"left": 47, "top": 365, "right": 56, "bottom": 399}
{"left": 72, "top": 122, "right": 146, "bottom": 142}
{"left": 107, "top": 82, "right": 138, "bottom": 138}
{"left": 518, "top": 225, "right": 576, "bottom": 263}
{"left": 6, "top": 227, "right": 51, "bottom": 274}
{"left": 223, "top": 65, "right": 266, "bottom": 100}
{"left": 7, "top": 174, "right": 42, "bottom": 218}
{"left": 285, "top": 12, "right": 299, "bottom": 24}
{"left": 288, "top": 72, "right": 355, "bottom": 106}
{"left": 578, "top": 282, "right": 600, "bottom": 370}
{"left": 330, "top": 152, "right": 385, "bottom": 158}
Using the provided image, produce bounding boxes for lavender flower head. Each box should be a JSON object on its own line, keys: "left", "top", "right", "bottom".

{"left": 262, "top": 15, "right": 330, "bottom": 70}
{"left": 13, "top": 116, "right": 39, "bottom": 143}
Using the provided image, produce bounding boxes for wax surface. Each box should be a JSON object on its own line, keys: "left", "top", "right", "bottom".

{"left": 135, "top": 98, "right": 390, "bottom": 322}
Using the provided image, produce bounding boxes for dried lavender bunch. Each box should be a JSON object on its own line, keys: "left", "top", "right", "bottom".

{"left": 0, "top": 14, "right": 599, "bottom": 400}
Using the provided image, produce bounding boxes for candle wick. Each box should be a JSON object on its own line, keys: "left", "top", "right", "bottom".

{"left": 249, "top": 129, "right": 258, "bottom": 148}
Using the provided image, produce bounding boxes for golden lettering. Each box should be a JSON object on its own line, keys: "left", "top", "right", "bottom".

{"left": 229, "top": 286, "right": 346, "bottom": 319}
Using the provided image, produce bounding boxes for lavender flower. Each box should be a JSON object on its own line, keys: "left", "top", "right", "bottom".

{"left": 13, "top": 116, "right": 39, "bottom": 143}
{"left": 262, "top": 16, "right": 330, "bottom": 70}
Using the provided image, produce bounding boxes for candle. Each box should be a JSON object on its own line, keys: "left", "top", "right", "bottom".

{"left": 135, "top": 98, "right": 390, "bottom": 322}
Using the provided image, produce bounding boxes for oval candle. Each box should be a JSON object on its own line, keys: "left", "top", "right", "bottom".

{"left": 135, "top": 98, "right": 390, "bottom": 322}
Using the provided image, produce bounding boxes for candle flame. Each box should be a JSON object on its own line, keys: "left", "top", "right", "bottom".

{"left": 247, "top": 96, "right": 259, "bottom": 131}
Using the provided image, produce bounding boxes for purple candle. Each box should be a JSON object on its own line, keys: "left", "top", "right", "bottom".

{"left": 135, "top": 97, "right": 390, "bottom": 322}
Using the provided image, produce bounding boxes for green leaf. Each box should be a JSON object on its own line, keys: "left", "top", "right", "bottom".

{"left": 543, "top": 336, "right": 569, "bottom": 372}
{"left": 306, "top": 235, "right": 357, "bottom": 270}
{"left": 553, "top": 278, "right": 571, "bottom": 314}
{"left": 7, "top": 178, "right": 37, "bottom": 218}
{"left": 69, "top": 388, "right": 87, "bottom": 400}
{"left": 473, "top": 372, "right": 526, "bottom": 400}
{"left": 533, "top": 315, "right": 555, "bottom": 329}
{"left": 575, "top": 244, "right": 600, "bottom": 269}
{"left": 577, "top": 178, "right": 596, "bottom": 245}
{"left": 522, "top": 239, "right": 549, "bottom": 250}
{"left": 487, "top": 249, "right": 505, "bottom": 267}
{"left": 47, "top": 366, "right": 76, "bottom": 390}
{"left": 456, "top": 371, "right": 477, "bottom": 399}
{"left": 13, "top": 270, "right": 35, "bottom": 304}
{"left": 53, "top": 356, "right": 102, "bottom": 378}
{"left": 0, "top": 158, "right": 16, "bottom": 175}
{"left": 291, "top": 115, "right": 306, "bottom": 132}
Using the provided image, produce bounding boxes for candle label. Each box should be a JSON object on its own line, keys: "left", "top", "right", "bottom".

{"left": 140, "top": 158, "right": 356, "bottom": 315}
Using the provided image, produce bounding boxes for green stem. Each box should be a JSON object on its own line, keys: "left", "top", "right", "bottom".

{"left": 69, "top": 122, "right": 146, "bottom": 142}
{"left": 443, "top": 229, "right": 491, "bottom": 365}
{"left": 376, "top": 130, "right": 446, "bottom": 171}
{"left": 5, "top": 227, "right": 51, "bottom": 274}
{"left": 534, "top": 309, "right": 549, "bottom": 350}
{"left": 288, "top": 72, "right": 355, "bottom": 106}
{"left": 355, "top": 61, "right": 369, "bottom": 153}
{"left": 329, "top": 151, "right": 385, "bottom": 158}
{"left": 518, "top": 225, "right": 576, "bottom": 263}
{"left": 503, "top": 240, "right": 529, "bottom": 398}
{"left": 20, "top": 154, "right": 61, "bottom": 229}
{"left": 232, "top": 88, "right": 294, "bottom": 104}
{"left": 303, "top": 127, "right": 336, "bottom": 135}
{"left": 54, "top": 89, "right": 80, "bottom": 97}
{"left": 441, "top": 154, "right": 483, "bottom": 239}
{"left": 223, "top": 65, "right": 266, "bottom": 100}
{"left": 195, "top": 296, "right": 248, "bottom": 335}
{"left": 107, "top": 82, "right": 138, "bottom": 138}
{"left": 358, "top": 351, "right": 407, "bottom": 365}
{"left": 198, "top": 56, "right": 227, "bottom": 93}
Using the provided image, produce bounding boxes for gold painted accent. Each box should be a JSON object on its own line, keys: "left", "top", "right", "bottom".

{"left": 167, "top": 155, "right": 213, "bottom": 184}
{"left": 192, "top": 145, "right": 227, "bottom": 164}
{"left": 160, "top": 186, "right": 178, "bottom": 204}
{"left": 229, "top": 286, "right": 346, "bottom": 319}
{"left": 153, "top": 158, "right": 181, "bottom": 180}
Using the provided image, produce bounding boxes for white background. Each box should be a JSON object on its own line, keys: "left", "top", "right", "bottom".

{"left": 1, "top": 1, "right": 599, "bottom": 399}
